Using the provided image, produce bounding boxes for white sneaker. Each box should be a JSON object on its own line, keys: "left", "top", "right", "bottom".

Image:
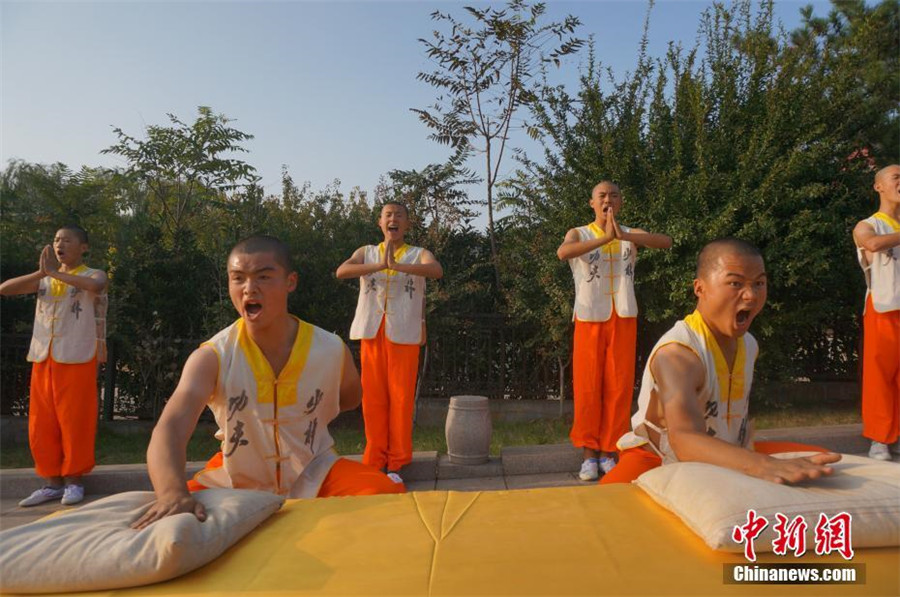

{"left": 869, "top": 441, "right": 891, "bottom": 461}
{"left": 18, "top": 486, "right": 64, "bottom": 507}
{"left": 578, "top": 459, "right": 599, "bottom": 481}
{"left": 386, "top": 472, "right": 404, "bottom": 484}
{"left": 599, "top": 456, "right": 617, "bottom": 475}
{"left": 61, "top": 484, "right": 85, "bottom": 505}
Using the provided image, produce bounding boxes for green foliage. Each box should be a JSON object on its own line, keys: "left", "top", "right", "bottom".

{"left": 503, "top": 0, "right": 899, "bottom": 387}
{"left": 101, "top": 106, "right": 260, "bottom": 240}
{"left": 0, "top": 162, "right": 119, "bottom": 335}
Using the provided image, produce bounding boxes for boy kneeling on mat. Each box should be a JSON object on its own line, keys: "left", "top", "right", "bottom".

{"left": 602, "top": 238, "right": 841, "bottom": 485}
{"left": 134, "top": 236, "right": 403, "bottom": 530}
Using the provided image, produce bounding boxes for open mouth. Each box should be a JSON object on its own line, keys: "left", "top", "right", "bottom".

{"left": 387, "top": 224, "right": 399, "bottom": 232}
{"left": 602, "top": 206, "right": 610, "bottom": 213}
{"left": 245, "top": 302, "right": 262, "bottom": 317}
{"left": 736, "top": 309, "right": 751, "bottom": 326}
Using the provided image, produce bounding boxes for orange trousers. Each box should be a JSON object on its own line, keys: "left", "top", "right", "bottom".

{"left": 29, "top": 356, "right": 98, "bottom": 479}
{"left": 861, "top": 296, "right": 900, "bottom": 445}
{"left": 317, "top": 457, "right": 406, "bottom": 497}
{"left": 187, "top": 454, "right": 405, "bottom": 496}
{"left": 570, "top": 312, "right": 637, "bottom": 453}
{"left": 599, "top": 441, "right": 831, "bottom": 485}
{"left": 360, "top": 320, "right": 420, "bottom": 471}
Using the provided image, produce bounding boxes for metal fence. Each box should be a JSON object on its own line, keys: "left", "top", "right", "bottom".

{"left": 0, "top": 334, "right": 32, "bottom": 416}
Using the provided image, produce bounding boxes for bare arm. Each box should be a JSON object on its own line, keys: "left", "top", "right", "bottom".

{"left": 557, "top": 227, "right": 615, "bottom": 261}
{"left": 653, "top": 344, "right": 840, "bottom": 484}
{"left": 0, "top": 270, "right": 42, "bottom": 296}
{"left": 42, "top": 246, "right": 108, "bottom": 293}
{"left": 338, "top": 344, "right": 362, "bottom": 412}
{"left": 131, "top": 347, "right": 218, "bottom": 529}
{"left": 336, "top": 246, "right": 384, "bottom": 279}
{"left": 853, "top": 220, "right": 900, "bottom": 255}
{"left": 620, "top": 227, "right": 673, "bottom": 250}
{"left": 49, "top": 269, "right": 108, "bottom": 294}
{"left": 388, "top": 249, "right": 443, "bottom": 279}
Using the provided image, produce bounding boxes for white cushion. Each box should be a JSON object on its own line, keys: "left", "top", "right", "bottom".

{"left": 0, "top": 489, "right": 284, "bottom": 593}
{"left": 635, "top": 452, "right": 900, "bottom": 552}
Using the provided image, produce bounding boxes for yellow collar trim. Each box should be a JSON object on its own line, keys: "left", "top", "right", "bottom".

{"left": 683, "top": 310, "right": 746, "bottom": 419}
{"left": 50, "top": 264, "right": 89, "bottom": 297}
{"left": 873, "top": 212, "right": 900, "bottom": 232}
{"left": 378, "top": 242, "right": 410, "bottom": 260}
{"left": 587, "top": 223, "right": 619, "bottom": 254}
{"left": 236, "top": 316, "right": 314, "bottom": 407}
{"left": 378, "top": 242, "right": 410, "bottom": 277}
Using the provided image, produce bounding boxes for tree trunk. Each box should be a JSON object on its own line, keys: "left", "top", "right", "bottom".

{"left": 485, "top": 152, "right": 502, "bottom": 294}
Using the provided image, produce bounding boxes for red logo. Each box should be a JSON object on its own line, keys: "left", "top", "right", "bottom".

{"left": 733, "top": 511, "right": 854, "bottom": 562}
{"left": 814, "top": 512, "right": 854, "bottom": 560}
{"left": 732, "top": 509, "right": 769, "bottom": 562}
{"left": 772, "top": 513, "right": 808, "bottom": 557}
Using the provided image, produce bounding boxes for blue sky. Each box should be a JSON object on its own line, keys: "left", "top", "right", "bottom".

{"left": 2, "top": 1, "right": 832, "bottom": 209}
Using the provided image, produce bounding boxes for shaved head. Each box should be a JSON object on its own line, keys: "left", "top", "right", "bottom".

{"left": 229, "top": 235, "right": 293, "bottom": 272}
{"left": 380, "top": 201, "right": 409, "bottom": 218}
{"left": 59, "top": 224, "right": 88, "bottom": 244}
{"left": 592, "top": 180, "right": 619, "bottom": 195}
{"left": 696, "top": 238, "right": 763, "bottom": 279}
{"left": 875, "top": 164, "right": 900, "bottom": 185}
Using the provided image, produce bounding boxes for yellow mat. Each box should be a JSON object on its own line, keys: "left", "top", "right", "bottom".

{"left": 63, "top": 484, "right": 900, "bottom": 596}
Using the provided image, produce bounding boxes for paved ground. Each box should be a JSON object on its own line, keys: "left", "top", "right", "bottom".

{"left": 2, "top": 423, "right": 895, "bottom": 531}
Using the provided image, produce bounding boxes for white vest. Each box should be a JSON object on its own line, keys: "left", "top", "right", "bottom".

{"left": 857, "top": 213, "right": 900, "bottom": 313}
{"left": 618, "top": 311, "right": 757, "bottom": 463}
{"left": 569, "top": 224, "right": 638, "bottom": 321}
{"left": 194, "top": 317, "right": 342, "bottom": 498}
{"left": 27, "top": 266, "right": 107, "bottom": 364}
{"left": 349, "top": 243, "right": 426, "bottom": 344}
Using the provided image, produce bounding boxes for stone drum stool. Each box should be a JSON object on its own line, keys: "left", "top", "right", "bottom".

{"left": 445, "top": 395, "right": 492, "bottom": 465}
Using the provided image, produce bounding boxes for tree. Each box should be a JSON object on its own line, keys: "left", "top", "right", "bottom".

{"left": 415, "top": 0, "right": 583, "bottom": 291}
{"left": 102, "top": 106, "right": 260, "bottom": 241}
